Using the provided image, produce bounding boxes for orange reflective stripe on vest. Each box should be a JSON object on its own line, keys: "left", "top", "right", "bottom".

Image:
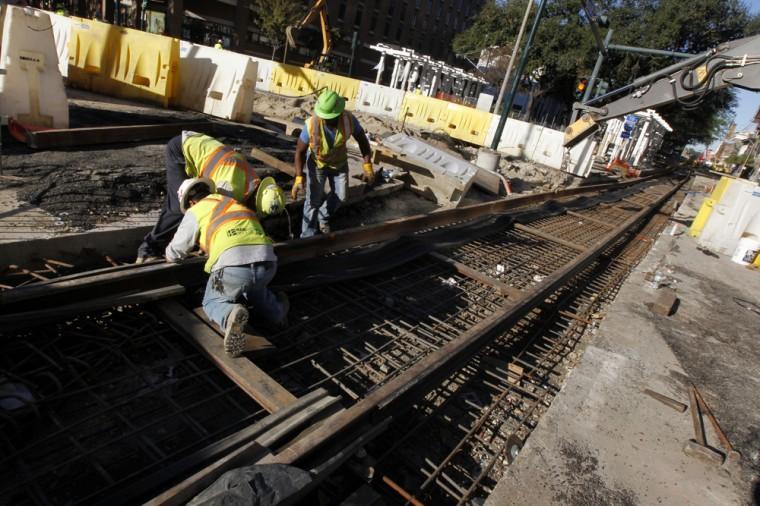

{"left": 201, "top": 145, "right": 235, "bottom": 179}
{"left": 308, "top": 112, "right": 354, "bottom": 169}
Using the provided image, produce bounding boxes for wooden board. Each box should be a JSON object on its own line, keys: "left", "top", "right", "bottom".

{"left": 155, "top": 299, "right": 296, "bottom": 413}
{"left": 249, "top": 147, "right": 295, "bottom": 177}
{"left": 25, "top": 122, "right": 214, "bottom": 149}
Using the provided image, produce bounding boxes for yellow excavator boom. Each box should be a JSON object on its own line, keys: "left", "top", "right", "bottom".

{"left": 286, "top": 0, "right": 331, "bottom": 67}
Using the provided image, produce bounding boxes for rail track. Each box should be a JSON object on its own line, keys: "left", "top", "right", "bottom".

{"left": 0, "top": 173, "right": 686, "bottom": 505}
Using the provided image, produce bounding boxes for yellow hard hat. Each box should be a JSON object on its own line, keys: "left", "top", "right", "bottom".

{"left": 255, "top": 177, "right": 286, "bottom": 217}
{"left": 178, "top": 177, "right": 215, "bottom": 213}
{"left": 315, "top": 90, "right": 345, "bottom": 119}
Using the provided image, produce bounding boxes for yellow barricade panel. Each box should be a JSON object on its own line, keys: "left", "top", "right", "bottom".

{"left": 313, "top": 71, "right": 361, "bottom": 110}
{"left": 68, "top": 18, "right": 178, "bottom": 106}
{"left": 398, "top": 94, "right": 450, "bottom": 131}
{"left": 0, "top": 6, "right": 69, "bottom": 128}
{"left": 269, "top": 63, "right": 320, "bottom": 97}
{"left": 441, "top": 103, "right": 493, "bottom": 145}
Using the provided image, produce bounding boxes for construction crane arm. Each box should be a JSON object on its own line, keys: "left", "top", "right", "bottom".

{"left": 286, "top": 0, "right": 331, "bottom": 67}
{"left": 564, "top": 34, "right": 760, "bottom": 147}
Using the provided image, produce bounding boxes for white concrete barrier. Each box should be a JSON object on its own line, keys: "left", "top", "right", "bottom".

{"left": 0, "top": 5, "right": 69, "bottom": 128}
{"left": 250, "top": 56, "right": 273, "bottom": 92}
{"left": 699, "top": 179, "right": 760, "bottom": 255}
{"left": 47, "top": 10, "right": 71, "bottom": 78}
{"left": 176, "top": 41, "right": 257, "bottom": 122}
{"left": 356, "top": 81, "right": 405, "bottom": 120}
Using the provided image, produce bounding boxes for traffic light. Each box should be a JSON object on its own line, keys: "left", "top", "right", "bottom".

{"left": 574, "top": 78, "right": 589, "bottom": 101}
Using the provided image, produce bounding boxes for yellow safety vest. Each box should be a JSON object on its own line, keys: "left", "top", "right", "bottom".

{"left": 188, "top": 194, "right": 272, "bottom": 273}
{"left": 182, "top": 134, "right": 256, "bottom": 202}
{"left": 307, "top": 112, "right": 354, "bottom": 169}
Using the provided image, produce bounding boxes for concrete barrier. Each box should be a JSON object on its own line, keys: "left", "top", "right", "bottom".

{"left": 250, "top": 56, "right": 274, "bottom": 92}
{"left": 355, "top": 82, "right": 405, "bottom": 119}
{"left": 0, "top": 5, "right": 69, "bottom": 128}
{"left": 176, "top": 41, "right": 257, "bottom": 122}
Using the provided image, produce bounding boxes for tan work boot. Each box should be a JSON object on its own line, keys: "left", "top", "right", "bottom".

{"left": 224, "top": 305, "right": 249, "bottom": 357}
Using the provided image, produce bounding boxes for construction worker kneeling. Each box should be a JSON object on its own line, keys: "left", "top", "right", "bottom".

{"left": 165, "top": 177, "right": 289, "bottom": 357}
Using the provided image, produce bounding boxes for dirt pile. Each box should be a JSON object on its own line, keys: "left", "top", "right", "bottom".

{"left": 497, "top": 159, "right": 577, "bottom": 193}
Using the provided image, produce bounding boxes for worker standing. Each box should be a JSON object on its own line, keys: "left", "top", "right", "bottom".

{"left": 165, "top": 177, "right": 289, "bottom": 357}
{"left": 291, "top": 90, "right": 373, "bottom": 237}
{"left": 214, "top": 39, "right": 223, "bottom": 49}
{"left": 136, "top": 132, "right": 259, "bottom": 263}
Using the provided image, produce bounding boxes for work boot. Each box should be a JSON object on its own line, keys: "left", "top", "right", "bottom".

{"left": 224, "top": 305, "right": 249, "bottom": 357}
{"left": 319, "top": 222, "right": 331, "bottom": 234}
{"left": 135, "top": 255, "right": 160, "bottom": 264}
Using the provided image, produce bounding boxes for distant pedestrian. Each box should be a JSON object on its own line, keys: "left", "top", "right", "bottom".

{"left": 290, "top": 90, "right": 374, "bottom": 237}
{"left": 214, "top": 39, "right": 223, "bottom": 49}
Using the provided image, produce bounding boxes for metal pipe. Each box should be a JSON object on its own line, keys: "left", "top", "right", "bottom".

{"left": 608, "top": 43, "right": 695, "bottom": 60}
{"left": 570, "top": 29, "right": 613, "bottom": 124}
{"left": 490, "top": 0, "right": 549, "bottom": 150}
{"left": 494, "top": 0, "right": 533, "bottom": 113}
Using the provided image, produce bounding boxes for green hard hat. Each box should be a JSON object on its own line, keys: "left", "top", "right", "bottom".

{"left": 314, "top": 90, "right": 345, "bottom": 120}
{"left": 256, "top": 177, "right": 286, "bottom": 218}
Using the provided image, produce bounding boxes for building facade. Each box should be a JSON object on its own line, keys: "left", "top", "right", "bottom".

{"left": 35, "top": 0, "right": 484, "bottom": 81}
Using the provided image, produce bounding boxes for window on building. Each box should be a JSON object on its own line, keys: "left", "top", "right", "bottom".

{"left": 370, "top": 11, "right": 378, "bottom": 33}
{"left": 384, "top": 17, "right": 392, "bottom": 36}
{"left": 396, "top": 23, "right": 404, "bottom": 42}
{"left": 338, "top": 1, "right": 346, "bottom": 21}
{"left": 354, "top": 5, "right": 363, "bottom": 27}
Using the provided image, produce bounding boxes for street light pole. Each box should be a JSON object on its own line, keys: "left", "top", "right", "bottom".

{"left": 490, "top": 0, "right": 548, "bottom": 150}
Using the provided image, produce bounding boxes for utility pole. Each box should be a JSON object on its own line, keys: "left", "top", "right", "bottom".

{"left": 569, "top": 29, "right": 612, "bottom": 124}
{"left": 493, "top": 0, "right": 533, "bottom": 114}
{"left": 348, "top": 31, "right": 358, "bottom": 76}
{"left": 490, "top": 0, "right": 548, "bottom": 150}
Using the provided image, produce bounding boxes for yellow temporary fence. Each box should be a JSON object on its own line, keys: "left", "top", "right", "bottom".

{"left": 313, "top": 71, "right": 361, "bottom": 110}
{"left": 688, "top": 176, "right": 732, "bottom": 238}
{"left": 398, "top": 93, "right": 450, "bottom": 131}
{"left": 68, "top": 18, "right": 179, "bottom": 107}
{"left": 269, "top": 63, "right": 320, "bottom": 97}
{"left": 441, "top": 102, "right": 491, "bottom": 145}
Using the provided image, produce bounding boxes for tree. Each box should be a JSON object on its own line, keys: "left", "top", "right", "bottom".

{"left": 252, "top": 0, "right": 305, "bottom": 61}
{"left": 455, "top": 0, "right": 755, "bottom": 145}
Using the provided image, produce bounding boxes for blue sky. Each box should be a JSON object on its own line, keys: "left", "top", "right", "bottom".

{"left": 723, "top": 0, "right": 760, "bottom": 146}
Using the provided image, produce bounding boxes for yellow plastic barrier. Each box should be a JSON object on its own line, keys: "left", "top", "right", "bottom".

{"left": 688, "top": 176, "right": 732, "bottom": 237}
{"left": 269, "top": 63, "right": 320, "bottom": 97}
{"left": 441, "top": 103, "right": 493, "bottom": 145}
{"left": 398, "top": 94, "right": 450, "bottom": 131}
{"left": 313, "top": 71, "right": 361, "bottom": 110}
{"left": 68, "top": 18, "right": 178, "bottom": 106}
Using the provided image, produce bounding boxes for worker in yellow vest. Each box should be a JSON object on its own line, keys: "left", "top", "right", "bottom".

{"left": 165, "top": 177, "right": 289, "bottom": 357}
{"left": 214, "top": 39, "right": 223, "bottom": 49}
{"left": 137, "top": 132, "right": 259, "bottom": 263}
{"left": 291, "top": 90, "right": 374, "bottom": 237}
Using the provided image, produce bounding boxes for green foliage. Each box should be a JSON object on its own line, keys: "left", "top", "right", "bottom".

{"left": 724, "top": 151, "right": 755, "bottom": 168}
{"left": 252, "top": 0, "right": 304, "bottom": 55}
{"left": 456, "top": 0, "right": 755, "bottom": 145}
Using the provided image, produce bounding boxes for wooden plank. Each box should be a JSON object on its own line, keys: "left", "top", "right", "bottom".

{"left": 513, "top": 223, "right": 588, "bottom": 252}
{"left": 429, "top": 251, "right": 522, "bottom": 299}
{"left": 566, "top": 210, "right": 614, "bottom": 228}
{"left": 155, "top": 299, "right": 296, "bottom": 413}
{"left": 191, "top": 306, "right": 276, "bottom": 355}
{"left": 249, "top": 147, "right": 295, "bottom": 177}
{"left": 26, "top": 122, "right": 214, "bottom": 149}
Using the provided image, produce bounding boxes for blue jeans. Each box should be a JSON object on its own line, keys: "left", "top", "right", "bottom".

{"left": 202, "top": 262, "right": 286, "bottom": 330}
{"left": 300, "top": 159, "right": 348, "bottom": 238}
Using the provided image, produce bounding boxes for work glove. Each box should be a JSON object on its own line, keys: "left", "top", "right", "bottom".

{"left": 362, "top": 162, "right": 375, "bottom": 185}
{"left": 291, "top": 175, "right": 304, "bottom": 200}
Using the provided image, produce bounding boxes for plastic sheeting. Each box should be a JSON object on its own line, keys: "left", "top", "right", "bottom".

{"left": 176, "top": 41, "right": 257, "bottom": 122}
{"left": 188, "top": 464, "right": 312, "bottom": 506}
{"left": 0, "top": 6, "right": 69, "bottom": 128}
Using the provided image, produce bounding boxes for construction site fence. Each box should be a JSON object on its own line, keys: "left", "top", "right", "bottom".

{"left": 35, "top": 10, "right": 594, "bottom": 177}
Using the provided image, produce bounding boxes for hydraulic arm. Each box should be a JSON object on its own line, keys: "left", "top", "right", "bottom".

{"left": 286, "top": 0, "right": 331, "bottom": 68}
{"left": 564, "top": 35, "right": 760, "bottom": 147}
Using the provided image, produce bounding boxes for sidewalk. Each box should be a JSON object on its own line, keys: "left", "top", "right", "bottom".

{"left": 486, "top": 177, "right": 760, "bottom": 505}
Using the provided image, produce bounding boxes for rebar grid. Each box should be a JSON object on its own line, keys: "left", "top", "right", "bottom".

{"left": 265, "top": 257, "right": 506, "bottom": 400}
{"left": 0, "top": 307, "right": 265, "bottom": 505}
{"left": 367, "top": 191, "right": 680, "bottom": 505}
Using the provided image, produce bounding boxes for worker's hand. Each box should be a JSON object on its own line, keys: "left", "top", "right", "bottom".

{"left": 362, "top": 162, "right": 375, "bottom": 185}
{"left": 291, "top": 175, "right": 304, "bottom": 200}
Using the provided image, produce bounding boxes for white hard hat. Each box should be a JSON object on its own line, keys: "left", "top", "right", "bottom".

{"left": 178, "top": 177, "right": 215, "bottom": 213}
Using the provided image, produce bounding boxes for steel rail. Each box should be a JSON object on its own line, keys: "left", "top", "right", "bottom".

{"left": 259, "top": 177, "right": 685, "bottom": 467}
{"left": 0, "top": 172, "right": 675, "bottom": 311}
